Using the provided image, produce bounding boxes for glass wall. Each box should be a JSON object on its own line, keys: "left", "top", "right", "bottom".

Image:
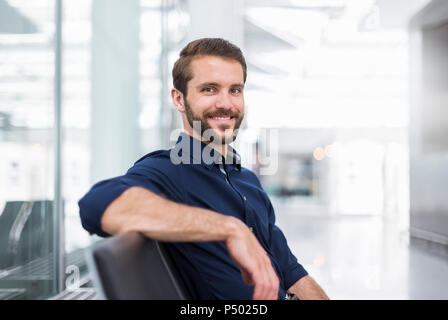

{"left": 62, "top": 0, "right": 170, "bottom": 297}
{"left": 0, "top": 0, "right": 56, "bottom": 299}
{"left": 61, "top": 0, "right": 92, "bottom": 291}
{"left": 0, "top": 0, "right": 183, "bottom": 299}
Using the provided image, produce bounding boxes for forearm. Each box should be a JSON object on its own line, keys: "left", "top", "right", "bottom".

{"left": 287, "top": 275, "right": 329, "bottom": 300}
{"left": 101, "top": 186, "right": 241, "bottom": 243}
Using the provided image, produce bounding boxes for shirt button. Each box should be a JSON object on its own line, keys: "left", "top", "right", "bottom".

{"left": 243, "top": 196, "right": 246, "bottom": 201}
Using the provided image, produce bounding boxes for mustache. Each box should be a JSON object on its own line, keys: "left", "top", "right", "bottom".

{"left": 204, "top": 110, "right": 240, "bottom": 118}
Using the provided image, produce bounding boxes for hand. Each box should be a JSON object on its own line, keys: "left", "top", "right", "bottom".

{"left": 225, "top": 219, "right": 280, "bottom": 300}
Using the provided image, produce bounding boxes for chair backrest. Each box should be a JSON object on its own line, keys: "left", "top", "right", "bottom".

{"left": 85, "top": 232, "right": 191, "bottom": 300}
{"left": 0, "top": 200, "right": 53, "bottom": 270}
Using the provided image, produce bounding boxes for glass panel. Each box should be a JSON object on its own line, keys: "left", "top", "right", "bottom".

{"left": 140, "top": 0, "right": 163, "bottom": 150}
{"left": 61, "top": 0, "right": 92, "bottom": 290}
{"left": 0, "top": 0, "right": 55, "bottom": 299}
{"left": 0, "top": 0, "right": 184, "bottom": 299}
{"left": 62, "top": 0, "right": 166, "bottom": 294}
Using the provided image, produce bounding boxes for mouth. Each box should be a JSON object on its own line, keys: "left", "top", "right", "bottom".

{"left": 208, "top": 116, "right": 235, "bottom": 122}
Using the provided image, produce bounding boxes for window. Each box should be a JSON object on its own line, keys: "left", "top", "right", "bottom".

{"left": 0, "top": 0, "right": 56, "bottom": 299}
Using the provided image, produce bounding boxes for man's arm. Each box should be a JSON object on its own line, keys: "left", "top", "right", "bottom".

{"left": 100, "top": 186, "right": 280, "bottom": 300}
{"left": 287, "top": 275, "right": 329, "bottom": 300}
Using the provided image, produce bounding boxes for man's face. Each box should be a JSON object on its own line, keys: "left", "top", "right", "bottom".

{"left": 182, "top": 55, "right": 245, "bottom": 144}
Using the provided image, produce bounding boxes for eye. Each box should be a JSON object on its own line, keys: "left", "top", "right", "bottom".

{"left": 231, "top": 87, "right": 242, "bottom": 95}
{"left": 202, "top": 87, "right": 215, "bottom": 93}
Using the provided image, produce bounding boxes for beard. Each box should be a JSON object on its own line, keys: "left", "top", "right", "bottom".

{"left": 184, "top": 99, "right": 244, "bottom": 144}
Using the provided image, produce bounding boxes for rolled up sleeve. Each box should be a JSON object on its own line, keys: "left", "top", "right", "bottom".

{"left": 78, "top": 159, "right": 182, "bottom": 237}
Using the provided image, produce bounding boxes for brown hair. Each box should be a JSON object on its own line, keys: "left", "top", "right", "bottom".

{"left": 172, "top": 38, "right": 247, "bottom": 96}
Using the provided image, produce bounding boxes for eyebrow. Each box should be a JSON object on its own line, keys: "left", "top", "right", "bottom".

{"left": 196, "top": 82, "right": 245, "bottom": 89}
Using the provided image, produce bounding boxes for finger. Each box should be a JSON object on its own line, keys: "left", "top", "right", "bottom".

{"left": 269, "top": 272, "right": 280, "bottom": 300}
{"left": 251, "top": 261, "right": 266, "bottom": 300}
{"left": 265, "top": 259, "right": 279, "bottom": 300}
{"left": 260, "top": 257, "right": 273, "bottom": 300}
{"left": 252, "top": 273, "right": 265, "bottom": 300}
{"left": 262, "top": 257, "right": 278, "bottom": 300}
{"left": 253, "top": 257, "right": 270, "bottom": 300}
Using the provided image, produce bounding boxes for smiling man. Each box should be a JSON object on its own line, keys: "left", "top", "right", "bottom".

{"left": 79, "top": 38, "right": 328, "bottom": 300}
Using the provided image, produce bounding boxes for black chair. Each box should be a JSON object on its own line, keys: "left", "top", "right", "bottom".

{"left": 85, "top": 232, "right": 191, "bottom": 300}
{"left": 0, "top": 200, "right": 53, "bottom": 270}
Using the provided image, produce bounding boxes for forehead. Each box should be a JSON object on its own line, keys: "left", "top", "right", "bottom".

{"left": 188, "top": 55, "right": 244, "bottom": 86}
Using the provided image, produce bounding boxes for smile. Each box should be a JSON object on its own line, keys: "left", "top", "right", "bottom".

{"left": 209, "top": 116, "right": 234, "bottom": 120}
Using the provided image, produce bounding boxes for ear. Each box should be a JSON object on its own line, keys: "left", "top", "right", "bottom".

{"left": 171, "top": 88, "right": 185, "bottom": 113}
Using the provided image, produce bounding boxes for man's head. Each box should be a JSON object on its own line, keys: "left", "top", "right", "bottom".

{"left": 172, "top": 38, "right": 247, "bottom": 97}
{"left": 171, "top": 38, "right": 247, "bottom": 145}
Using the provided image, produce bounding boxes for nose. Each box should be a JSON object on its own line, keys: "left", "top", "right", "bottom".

{"left": 215, "top": 91, "right": 233, "bottom": 110}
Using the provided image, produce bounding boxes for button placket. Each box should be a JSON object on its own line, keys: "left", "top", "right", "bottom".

{"left": 225, "top": 167, "right": 249, "bottom": 222}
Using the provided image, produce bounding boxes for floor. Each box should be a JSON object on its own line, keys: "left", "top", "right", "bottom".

{"left": 273, "top": 200, "right": 448, "bottom": 300}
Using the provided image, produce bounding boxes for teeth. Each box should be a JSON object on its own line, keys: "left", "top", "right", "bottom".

{"left": 213, "top": 117, "right": 231, "bottom": 120}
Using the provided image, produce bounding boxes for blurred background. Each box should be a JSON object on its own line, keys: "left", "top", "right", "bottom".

{"left": 0, "top": 0, "right": 447, "bottom": 299}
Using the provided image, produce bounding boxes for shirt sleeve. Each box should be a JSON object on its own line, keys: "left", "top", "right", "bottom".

{"left": 267, "top": 200, "right": 308, "bottom": 291}
{"left": 78, "top": 159, "right": 183, "bottom": 238}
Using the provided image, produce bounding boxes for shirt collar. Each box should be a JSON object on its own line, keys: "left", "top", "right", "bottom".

{"left": 174, "top": 132, "right": 241, "bottom": 171}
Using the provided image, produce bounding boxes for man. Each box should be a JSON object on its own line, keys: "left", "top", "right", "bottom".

{"left": 79, "top": 38, "right": 328, "bottom": 300}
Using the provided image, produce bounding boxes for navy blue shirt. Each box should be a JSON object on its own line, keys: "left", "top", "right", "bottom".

{"left": 78, "top": 133, "right": 308, "bottom": 300}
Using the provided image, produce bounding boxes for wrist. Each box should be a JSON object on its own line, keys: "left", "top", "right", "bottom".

{"left": 223, "top": 216, "right": 245, "bottom": 243}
